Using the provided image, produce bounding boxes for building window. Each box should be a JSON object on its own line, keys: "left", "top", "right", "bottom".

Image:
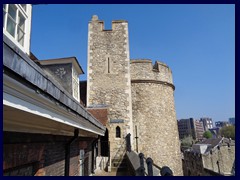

{"left": 116, "top": 126, "right": 121, "bottom": 138}
{"left": 72, "top": 67, "right": 79, "bottom": 101}
{"left": 3, "top": 4, "right": 27, "bottom": 47}
{"left": 20, "top": 4, "right": 26, "bottom": 11}
{"left": 6, "top": 4, "right": 17, "bottom": 37}
{"left": 3, "top": 4, "right": 6, "bottom": 27}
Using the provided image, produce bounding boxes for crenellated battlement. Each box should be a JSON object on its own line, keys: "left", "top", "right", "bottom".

{"left": 130, "top": 59, "right": 174, "bottom": 89}
{"left": 89, "top": 15, "right": 128, "bottom": 32}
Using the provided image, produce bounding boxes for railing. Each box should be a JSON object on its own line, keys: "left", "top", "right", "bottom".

{"left": 111, "top": 139, "right": 127, "bottom": 168}
{"left": 125, "top": 133, "right": 173, "bottom": 176}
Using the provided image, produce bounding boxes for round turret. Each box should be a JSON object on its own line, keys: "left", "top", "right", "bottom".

{"left": 130, "top": 59, "right": 182, "bottom": 175}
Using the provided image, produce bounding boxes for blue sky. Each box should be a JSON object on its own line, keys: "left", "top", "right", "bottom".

{"left": 30, "top": 4, "right": 235, "bottom": 123}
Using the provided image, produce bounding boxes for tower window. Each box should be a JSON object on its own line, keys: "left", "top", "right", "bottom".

{"left": 107, "top": 57, "right": 110, "bottom": 73}
{"left": 116, "top": 126, "right": 121, "bottom": 138}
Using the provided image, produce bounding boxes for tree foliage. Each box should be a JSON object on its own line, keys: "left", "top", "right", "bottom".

{"left": 220, "top": 125, "right": 235, "bottom": 140}
{"left": 181, "top": 136, "right": 194, "bottom": 147}
{"left": 203, "top": 130, "right": 212, "bottom": 139}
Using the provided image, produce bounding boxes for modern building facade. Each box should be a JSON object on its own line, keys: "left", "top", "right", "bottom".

{"left": 178, "top": 118, "right": 195, "bottom": 139}
{"left": 194, "top": 120, "right": 205, "bottom": 140}
{"left": 215, "top": 121, "right": 230, "bottom": 128}
{"left": 178, "top": 118, "right": 204, "bottom": 140}
{"left": 200, "top": 117, "right": 214, "bottom": 131}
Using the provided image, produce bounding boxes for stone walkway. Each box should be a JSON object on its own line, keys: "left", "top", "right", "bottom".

{"left": 94, "top": 170, "right": 117, "bottom": 176}
{"left": 93, "top": 169, "right": 131, "bottom": 176}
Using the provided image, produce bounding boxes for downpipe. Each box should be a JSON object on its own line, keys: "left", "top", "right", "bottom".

{"left": 65, "top": 128, "right": 79, "bottom": 176}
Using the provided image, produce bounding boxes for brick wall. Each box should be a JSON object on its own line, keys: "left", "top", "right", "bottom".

{"left": 3, "top": 132, "right": 96, "bottom": 176}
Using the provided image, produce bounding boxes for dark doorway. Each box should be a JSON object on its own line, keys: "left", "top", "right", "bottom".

{"left": 100, "top": 129, "right": 109, "bottom": 156}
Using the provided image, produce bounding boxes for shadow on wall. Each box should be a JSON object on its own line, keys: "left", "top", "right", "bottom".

{"left": 3, "top": 132, "right": 92, "bottom": 176}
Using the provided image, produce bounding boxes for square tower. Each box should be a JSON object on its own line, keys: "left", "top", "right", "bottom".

{"left": 87, "top": 15, "right": 133, "bottom": 167}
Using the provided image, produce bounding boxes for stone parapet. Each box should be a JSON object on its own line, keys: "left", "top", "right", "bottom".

{"left": 130, "top": 59, "right": 174, "bottom": 89}
{"left": 89, "top": 15, "right": 128, "bottom": 32}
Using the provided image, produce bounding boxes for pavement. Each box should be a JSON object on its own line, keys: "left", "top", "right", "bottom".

{"left": 93, "top": 169, "right": 131, "bottom": 176}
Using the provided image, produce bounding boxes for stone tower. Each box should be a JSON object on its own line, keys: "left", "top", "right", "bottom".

{"left": 87, "top": 15, "right": 182, "bottom": 175}
{"left": 87, "top": 15, "right": 133, "bottom": 167}
{"left": 131, "top": 60, "right": 183, "bottom": 175}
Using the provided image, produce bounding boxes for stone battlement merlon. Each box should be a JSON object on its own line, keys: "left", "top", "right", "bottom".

{"left": 130, "top": 59, "right": 174, "bottom": 87}
{"left": 131, "top": 59, "right": 172, "bottom": 73}
{"left": 90, "top": 15, "right": 128, "bottom": 32}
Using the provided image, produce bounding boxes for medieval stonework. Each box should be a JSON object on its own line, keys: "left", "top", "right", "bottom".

{"left": 131, "top": 60, "right": 182, "bottom": 175}
{"left": 87, "top": 15, "right": 183, "bottom": 175}
{"left": 183, "top": 138, "right": 235, "bottom": 176}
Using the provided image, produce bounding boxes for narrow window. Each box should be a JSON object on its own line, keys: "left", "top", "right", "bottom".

{"left": 116, "top": 126, "right": 121, "bottom": 138}
{"left": 17, "top": 12, "right": 25, "bottom": 45}
{"left": 7, "top": 4, "right": 17, "bottom": 37}
{"left": 107, "top": 57, "right": 110, "bottom": 73}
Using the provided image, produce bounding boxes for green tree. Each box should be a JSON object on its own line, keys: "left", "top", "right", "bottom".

{"left": 181, "top": 136, "right": 194, "bottom": 147}
{"left": 203, "top": 130, "right": 212, "bottom": 139}
{"left": 220, "top": 125, "right": 235, "bottom": 140}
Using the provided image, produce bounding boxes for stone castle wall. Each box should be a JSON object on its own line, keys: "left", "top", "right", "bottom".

{"left": 87, "top": 15, "right": 133, "bottom": 161}
{"left": 87, "top": 15, "right": 183, "bottom": 175}
{"left": 202, "top": 144, "right": 235, "bottom": 175}
{"left": 130, "top": 59, "right": 183, "bottom": 175}
{"left": 183, "top": 143, "right": 235, "bottom": 176}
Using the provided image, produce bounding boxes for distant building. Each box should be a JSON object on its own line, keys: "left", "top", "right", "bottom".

{"left": 215, "top": 121, "right": 230, "bottom": 128}
{"left": 177, "top": 118, "right": 204, "bottom": 140}
{"left": 183, "top": 138, "right": 235, "bottom": 176}
{"left": 200, "top": 118, "right": 214, "bottom": 131}
{"left": 229, "top": 118, "right": 235, "bottom": 125}
{"left": 195, "top": 120, "right": 204, "bottom": 140}
{"left": 208, "top": 127, "right": 221, "bottom": 138}
{"left": 178, "top": 118, "right": 195, "bottom": 139}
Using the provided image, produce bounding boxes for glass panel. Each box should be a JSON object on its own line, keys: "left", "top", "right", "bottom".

{"left": 7, "top": 16, "right": 16, "bottom": 37}
{"left": 8, "top": 4, "right": 16, "bottom": 20}
{"left": 20, "top": 4, "right": 26, "bottom": 11}
{"left": 3, "top": 12, "right": 5, "bottom": 27}
{"left": 17, "top": 27, "right": 24, "bottom": 45}
{"left": 18, "top": 12, "right": 25, "bottom": 31}
{"left": 3, "top": 4, "right": 6, "bottom": 27}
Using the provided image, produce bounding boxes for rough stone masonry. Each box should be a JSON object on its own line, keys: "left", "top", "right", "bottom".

{"left": 87, "top": 15, "right": 183, "bottom": 175}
